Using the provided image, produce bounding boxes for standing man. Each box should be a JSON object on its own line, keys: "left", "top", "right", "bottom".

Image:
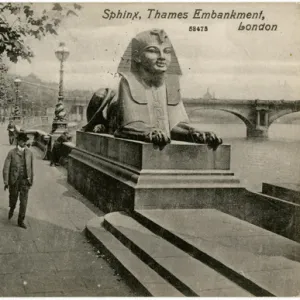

{"left": 3, "top": 132, "right": 34, "bottom": 229}
{"left": 7, "top": 119, "right": 17, "bottom": 145}
{"left": 7, "top": 119, "right": 16, "bottom": 130}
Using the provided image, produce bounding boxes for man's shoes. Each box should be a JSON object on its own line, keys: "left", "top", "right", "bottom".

{"left": 18, "top": 222, "right": 27, "bottom": 229}
{"left": 8, "top": 209, "right": 14, "bottom": 220}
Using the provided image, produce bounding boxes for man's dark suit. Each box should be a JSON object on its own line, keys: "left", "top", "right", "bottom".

{"left": 3, "top": 147, "right": 34, "bottom": 223}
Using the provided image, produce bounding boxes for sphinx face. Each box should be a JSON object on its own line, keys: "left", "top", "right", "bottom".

{"left": 137, "top": 44, "right": 172, "bottom": 74}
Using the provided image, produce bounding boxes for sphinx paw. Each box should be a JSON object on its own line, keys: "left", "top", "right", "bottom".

{"left": 93, "top": 124, "right": 106, "bottom": 133}
{"left": 146, "top": 129, "right": 170, "bottom": 150}
{"left": 190, "top": 130, "right": 222, "bottom": 150}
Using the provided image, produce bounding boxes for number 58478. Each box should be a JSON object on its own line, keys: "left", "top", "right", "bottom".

{"left": 189, "top": 26, "right": 208, "bottom": 32}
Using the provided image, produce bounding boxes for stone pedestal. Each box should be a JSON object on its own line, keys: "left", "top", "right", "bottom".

{"left": 68, "top": 132, "right": 243, "bottom": 212}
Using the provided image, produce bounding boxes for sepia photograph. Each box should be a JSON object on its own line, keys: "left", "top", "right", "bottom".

{"left": 0, "top": 1, "right": 299, "bottom": 297}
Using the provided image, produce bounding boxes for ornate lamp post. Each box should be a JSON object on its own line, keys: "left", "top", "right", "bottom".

{"left": 31, "top": 101, "right": 34, "bottom": 116}
{"left": 19, "top": 95, "right": 23, "bottom": 123}
{"left": 52, "top": 42, "right": 70, "bottom": 134}
{"left": 13, "top": 78, "right": 22, "bottom": 123}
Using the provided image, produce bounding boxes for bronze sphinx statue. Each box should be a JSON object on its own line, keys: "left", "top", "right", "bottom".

{"left": 83, "top": 29, "right": 222, "bottom": 150}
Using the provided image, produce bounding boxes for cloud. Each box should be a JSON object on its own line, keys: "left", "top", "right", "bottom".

{"left": 6, "top": 2, "right": 300, "bottom": 100}
{"left": 181, "top": 72, "right": 299, "bottom": 99}
{"left": 179, "top": 58, "right": 300, "bottom": 75}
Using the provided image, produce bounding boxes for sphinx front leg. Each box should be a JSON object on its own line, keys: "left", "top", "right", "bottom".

{"left": 171, "top": 122, "right": 222, "bottom": 150}
{"left": 82, "top": 88, "right": 115, "bottom": 133}
{"left": 114, "top": 122, "right": 170, "bottom": 150}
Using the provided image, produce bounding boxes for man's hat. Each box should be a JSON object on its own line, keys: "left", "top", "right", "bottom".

{"left": 16, "top": 132, "right": 29, "bottom": 142}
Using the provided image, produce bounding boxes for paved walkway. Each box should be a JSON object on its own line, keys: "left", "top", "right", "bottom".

{"left": 0, "top": 127, "right": 137, "bottom": 296}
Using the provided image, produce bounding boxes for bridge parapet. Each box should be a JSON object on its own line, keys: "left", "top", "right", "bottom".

{"left": 183, "top": 98, "right": 257, "bottom": 106}
{"left": 184, "top": 98, "right": 299, "bottom": 106}
{"left": 183, "top": 98, "right": 300, "bottom": 138}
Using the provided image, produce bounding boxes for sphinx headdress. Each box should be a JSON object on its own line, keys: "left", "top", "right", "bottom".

{"left": 117, "top": 29, "right": 182, "bottom": 75}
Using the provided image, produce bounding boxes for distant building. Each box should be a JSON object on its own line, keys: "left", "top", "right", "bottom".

{"left": 64, "top": 95, "right": 91, "bottom": 122}
{"left": 202, "top": 88, "right": 216, "bottom": 100}
{"left": 46, "top": 108, "right": 55, "bottom": 117}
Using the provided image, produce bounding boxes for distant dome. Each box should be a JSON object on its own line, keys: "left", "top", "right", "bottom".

{"left": 26, "top": 73, "right": 42, "bottom": 82}
{"left": 203, "top": 88, "right": 213, "bottom": 100}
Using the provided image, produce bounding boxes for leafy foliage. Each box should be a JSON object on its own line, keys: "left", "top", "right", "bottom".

{"left": 0, "top": 3, "right": 81, "bottom": 115}
{"left": 0, "top": 59, "right": 14, "bottom": 110}
{"left": 0, "top": 3, "right": 81, "bottom": 63}
{"left": 13, "top": 73, "right": 58, "bottom": 116}
{"left": 0, "top": 71, "right": 91, "bottom": 117}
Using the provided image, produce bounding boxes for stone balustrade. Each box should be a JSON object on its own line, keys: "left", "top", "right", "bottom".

{"left": 24, "top": 129, "right": 75, "bottom": 167}
{"left": 27, "top": 129, "right": 51, "bottom": 153}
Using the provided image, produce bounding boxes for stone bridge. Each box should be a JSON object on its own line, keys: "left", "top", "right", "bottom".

{"left": 183, "top": 99, "right": 300, "bottom": 137}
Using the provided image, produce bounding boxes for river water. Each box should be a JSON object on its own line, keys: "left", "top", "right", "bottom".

{"left": 35, "top": 122, "right": 300, "bottom": 193}
{"left": 192, "top": 123, "right": 300, "bottom": 192}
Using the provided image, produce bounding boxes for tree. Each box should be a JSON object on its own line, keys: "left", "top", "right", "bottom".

{"left": 0, "top": 3, "right": 81, "bottom": 63}
{"left": 0, "top": 59, "right": 14, "bottom": 112}
{"left": 0, "top": 60, "right": 8, "bottom": 99}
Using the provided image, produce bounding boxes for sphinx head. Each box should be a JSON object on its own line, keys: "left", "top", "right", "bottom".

{"left": 132, "top": 29, "right": 172, "bottom": 75}
{"left": 118, "top": 29, "right": 182, "bottom": 78}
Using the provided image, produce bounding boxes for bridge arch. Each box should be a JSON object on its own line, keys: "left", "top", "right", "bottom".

{"left": 268, "top": 109, "right": 298, "bottom": 126}
{"left": 188, "top": 108, "right": 254, "bottom": 129}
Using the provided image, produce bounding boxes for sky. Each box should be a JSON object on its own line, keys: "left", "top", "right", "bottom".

{"left": 7, "top": 2, "right": 300, "bottom": 100}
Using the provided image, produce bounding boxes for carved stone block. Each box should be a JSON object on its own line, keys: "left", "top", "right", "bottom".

{"left": 68, "top": 132, "right": 242, "bottom": 212}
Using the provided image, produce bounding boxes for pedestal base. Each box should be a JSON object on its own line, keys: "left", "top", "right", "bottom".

{"left": 68, "top": 132, "right": 243, "bottom": 212}
{"left": 51, "top": 120, "right": 67, "bottom": 134}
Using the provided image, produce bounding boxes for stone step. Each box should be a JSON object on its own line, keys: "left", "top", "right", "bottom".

{"left": 86, "top": 217, "right": 184, "bottom": 297}
{"left": 241, "top": 191, "right": 300, "bottom": 243}
{"left": 133, "top": 209, "right": 300, "bottom": 297}
{"left": 103, "top": 212, "right": 253, "bottom": 297}
{"left": 262, "top": 182, "right": 300, "bottom": 204}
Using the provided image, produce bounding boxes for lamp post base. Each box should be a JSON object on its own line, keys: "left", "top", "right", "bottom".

{"left": 12, "top": 116, "right": 22, "bottom": 127}
{"left": 51, "top": 120, "right": 68, "bottom": 135}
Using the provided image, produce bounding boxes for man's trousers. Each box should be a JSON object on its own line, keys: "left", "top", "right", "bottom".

{"left": 9, "top": 179, "right": 30, "bottom": 223}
